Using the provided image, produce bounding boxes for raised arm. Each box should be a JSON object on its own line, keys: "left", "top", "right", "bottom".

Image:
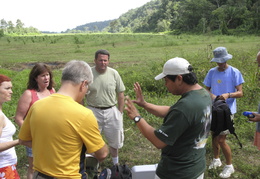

{"left": 132, "top": 82, "right": 170, "bottom": 118}
{"left": 125, "top": 96, "right": 167, "bottom": 149}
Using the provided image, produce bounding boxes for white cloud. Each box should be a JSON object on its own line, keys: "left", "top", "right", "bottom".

{"left": 0, "top": 0, "right": 151, "bottom": 32}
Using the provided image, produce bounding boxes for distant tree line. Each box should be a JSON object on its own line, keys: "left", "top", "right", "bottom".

{"left": 2, "top": 0, "right": 260, "bottom": 35}
{"left": 0, "top": 19, "right": 40, "bottom": 36}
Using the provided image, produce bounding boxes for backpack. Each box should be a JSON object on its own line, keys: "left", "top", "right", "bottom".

{"left": 211, "top": 98, "right": 242, "bottom": 148}
{"left": 99, "top": 168, "right": 111, "bottom": 179}
{"left": 85, "top": 154, "right": 99, "bottom": 179}
{"left": 99, "top": 164, "right": 132, "bottom": 179}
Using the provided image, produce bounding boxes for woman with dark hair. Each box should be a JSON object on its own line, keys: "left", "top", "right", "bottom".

{"left": 15, "top": 63, "right": 55, "bottom": 179}
{"left": 0, "top": 74, "right": 20, "bottom": 179}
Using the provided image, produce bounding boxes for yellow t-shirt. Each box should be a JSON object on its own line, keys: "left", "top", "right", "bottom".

{"left": 19, "top": 94, "right": 105, "bottom": 178}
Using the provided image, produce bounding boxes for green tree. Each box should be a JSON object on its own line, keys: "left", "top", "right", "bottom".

{"left": 176, "top": 0, "right": 215, "bottom": 32}
{"left": 108, "top": 20, "right": 121, "bottom": 33}
{"left": 196, "top": 17, "right": 208, "bottom": 33}
{"left": 15, "top": 19, "right": 24, "bottom": 34}
{"left": 0, "top": 29, "right": 4, "bottom": 37}
{"left": 251, "top": 0, "right": 260, "bottom": 31}
{"left": 156, "top": 19, "right": 171, "bottom": 32}
{"left": 0, "top": 19, "right": 9, "bottom": 35}
{"left": 7, "top": 21, "right": 15, "bottom": 34}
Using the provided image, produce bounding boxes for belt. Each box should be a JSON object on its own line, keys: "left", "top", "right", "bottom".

{"left": 35, "top": 171, "right": 55, "bottom": 179}
{"left": 89, "top": 105, "right": 114, "bottom": 110}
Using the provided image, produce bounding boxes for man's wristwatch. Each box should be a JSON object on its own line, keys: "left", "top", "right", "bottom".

{"left": 133, "top": 116, "right": 142, "bottom": 123}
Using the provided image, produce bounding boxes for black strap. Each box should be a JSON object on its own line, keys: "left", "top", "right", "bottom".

{"left": 36, "top": 171, "right": 55, "bottom": 179}
{"left": 233, "top": 132, "right": 243, "bottom": 149}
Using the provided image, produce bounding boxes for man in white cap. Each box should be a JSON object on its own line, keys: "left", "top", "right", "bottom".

{"left": 125, "top": 57, "right": 212, "bottom": 179}
{"left": 203, "top": 47, "right": 244, "bottom": 178}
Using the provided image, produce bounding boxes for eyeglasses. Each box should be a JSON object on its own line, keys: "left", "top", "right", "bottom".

{"left": 86, "top": 88, "right": 90, "bottom": 95}
{"left": 82, "top": 81, "right": 91, "bottom": 95}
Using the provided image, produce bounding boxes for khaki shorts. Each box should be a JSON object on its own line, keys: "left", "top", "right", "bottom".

{"left": 88, "top": 106, "right": 124, "bottom": 149}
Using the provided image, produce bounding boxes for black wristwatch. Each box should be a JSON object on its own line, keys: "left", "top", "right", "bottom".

{"left": 133, "top": 116, "right": 142, "bottom": 123}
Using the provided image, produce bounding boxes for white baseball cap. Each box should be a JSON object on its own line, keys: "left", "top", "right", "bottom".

{"left": 155, "top": 57, "right": 191, "bottom": 80}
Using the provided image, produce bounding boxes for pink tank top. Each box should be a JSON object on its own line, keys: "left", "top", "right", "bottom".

{"left": 28, "top": 88, "right": 55, "bottom": 108}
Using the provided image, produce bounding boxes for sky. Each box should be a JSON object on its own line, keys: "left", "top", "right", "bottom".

{"left": 1, "top": 0, "right": 151, "bottom": 32}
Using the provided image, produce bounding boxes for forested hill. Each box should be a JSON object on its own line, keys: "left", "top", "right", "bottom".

{"left": 65, "top": 0, "right": 160, "bottom": 33}
{"left": 65, "top": 20, "right": 114, "bottom": 33}
{"left": 66, "top": 0, "right": 260, "bottom": 34}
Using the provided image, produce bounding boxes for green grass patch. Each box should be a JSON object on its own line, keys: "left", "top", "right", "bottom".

{"left": 0, "top": 33, "right": 260, "bottom": 178}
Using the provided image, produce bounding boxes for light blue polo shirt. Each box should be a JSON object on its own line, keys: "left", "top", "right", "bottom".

{"left": 203, "top": 65, "right": 244, "bottom": 114}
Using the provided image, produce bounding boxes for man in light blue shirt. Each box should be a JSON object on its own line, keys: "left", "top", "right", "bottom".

{"left": 203, "top": 47, "right": 244, "bottom": 178}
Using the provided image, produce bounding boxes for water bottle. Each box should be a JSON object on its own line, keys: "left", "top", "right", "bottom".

{"left": 243, "top": 111, "right": 255, "bottom": 118}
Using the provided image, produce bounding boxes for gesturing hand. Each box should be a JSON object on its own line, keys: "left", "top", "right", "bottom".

{"left": 132, "top": 82, "right": 146, "bottom": 107}
{"left": 124, "top": 96, "right": 140, "bottom": 120}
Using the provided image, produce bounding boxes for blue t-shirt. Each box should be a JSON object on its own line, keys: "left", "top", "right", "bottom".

{"left": 203, "top": 65, "right": 244, "bottom": 114}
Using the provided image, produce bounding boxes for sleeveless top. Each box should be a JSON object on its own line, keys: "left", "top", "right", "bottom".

{"left": 28, "top": 88, "right": 55, "bottom": 109}
{"left": 0, "top": 112, "right": 17, "bottom": 168}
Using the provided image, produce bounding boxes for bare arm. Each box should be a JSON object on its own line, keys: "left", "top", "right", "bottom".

{"left": 117, "top": 92, "right": 125, "bottom": 113}
{"left": 14, "top": 90, "right": 32, "bottom": 127}
{"left": 219, "top": 84, "right": 244, "bottom": 100}
{"left": 205, "top": 86, "right": 216, "bottom": 100}
{"left": 0, "top": 139, "right": 19, "bottom": 152}
{"left": 205, "top": 84, "right": 243, "bottom": 100}
{"left": 125, "top": 96, "right": 167, "bottom": 149}
{"left": 249, "top": 113, "right": 260, "bottom": 122}
{"left": 0, "top": 115, "right": 20, "bottom": 152}
{"left": 18, "top": 139, "right": 32, "bottom": 148}
{"left": 132, "top": 82, "right": 170, "bottom": 118}
{"left": 93, "top": 144, "right": 109, "bottom": 163}
{"left": 231, "top": 84, "right": 243, "bottom": 98}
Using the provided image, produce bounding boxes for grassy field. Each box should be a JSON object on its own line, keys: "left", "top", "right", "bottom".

{"left": 0, "top": 33, "right": 260, "bottom": 178}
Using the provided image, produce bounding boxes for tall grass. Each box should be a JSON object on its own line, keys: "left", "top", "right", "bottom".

{"left": 0, "top": 34, "right": 260, "bottom": 178}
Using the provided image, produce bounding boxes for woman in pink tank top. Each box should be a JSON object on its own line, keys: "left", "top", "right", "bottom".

{"left": 14, "top": 63, "right": 55, "bottom": 179}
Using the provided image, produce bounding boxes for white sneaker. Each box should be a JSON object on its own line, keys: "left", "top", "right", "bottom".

{"left": 219, "top": 165, "right": 235, "bottom": 178}
{"left": 208, "top": 158, "right": 222, "bottom": 169}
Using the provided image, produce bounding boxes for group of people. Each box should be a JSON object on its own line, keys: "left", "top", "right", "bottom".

{"left": 0, "top": 47, "right": 259, "bottom": 179}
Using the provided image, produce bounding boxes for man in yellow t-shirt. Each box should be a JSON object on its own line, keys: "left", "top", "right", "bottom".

{"left": 19, "top": 60, "right": 108, "bottom": 179}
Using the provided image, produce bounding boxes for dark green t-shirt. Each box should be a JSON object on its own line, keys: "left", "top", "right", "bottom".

{"left": 154, "top": 88, "right": 212, "bottom": 179}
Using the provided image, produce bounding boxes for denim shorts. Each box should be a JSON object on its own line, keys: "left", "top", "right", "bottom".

{"left": 26, "top": 146, "right": 33, "bottom": 157}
